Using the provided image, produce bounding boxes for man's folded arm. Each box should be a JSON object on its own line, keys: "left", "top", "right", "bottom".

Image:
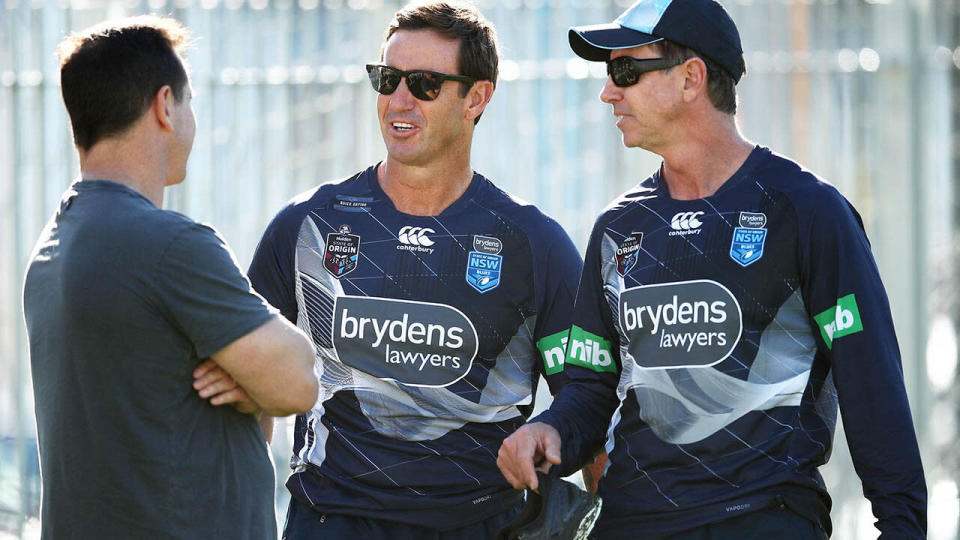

{"left": 211, "top": 315, "right": 317, "bottom": 417}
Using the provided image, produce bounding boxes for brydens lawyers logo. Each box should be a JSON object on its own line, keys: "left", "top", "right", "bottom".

{"left": 332, "top": 296, "right": 478, "bottom": 387}
{"left": 397, "top": 226, "right": 435, "bottom": 254}
{"left": 324, "top": 224, "right": 360, "bottom": 278}
{"left": 618, "top": 279, "right": 742, "bottom": 369}
{"left": 669, "top": 211, "right": 704, "bottom": 236}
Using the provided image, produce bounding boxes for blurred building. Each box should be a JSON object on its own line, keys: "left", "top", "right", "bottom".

{"left": 1, "top": 0, "right": 958, "bottom": 537}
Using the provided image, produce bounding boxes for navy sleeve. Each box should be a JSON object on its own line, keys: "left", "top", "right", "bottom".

{"left": 533, "top": 216, "right": 621, "bottom": 476}
{"left": 248, "top": 205, "right": 302, "bottom": 323}
{"left": 799, "top": 186, "right": 926, "bottom": 538}
{"left": 531, "top": 219, "right": 583, "bottom": 394}
{"left": 154, "top": 223, "right": 277, "bottom": 359}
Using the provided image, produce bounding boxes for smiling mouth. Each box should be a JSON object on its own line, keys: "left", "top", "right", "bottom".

{"left": 391, "top": 122, "right": 416, "bottom": 132}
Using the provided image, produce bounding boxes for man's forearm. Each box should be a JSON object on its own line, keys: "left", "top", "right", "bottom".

{"left": 532, "top": 379, "right": 618, "bottom": 477}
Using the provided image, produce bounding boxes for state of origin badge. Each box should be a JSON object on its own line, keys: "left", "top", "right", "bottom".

{"left": 324, "top": 225, "right": 361, "bottom": 278}
{"left": 616, "top": 232, "right": 644, "bottom": 277}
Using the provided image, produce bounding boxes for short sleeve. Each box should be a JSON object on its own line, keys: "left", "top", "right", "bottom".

{"left": 153, "top": 223, "right": 277, "bottom": 359}
{"left": 249, "top": 205, "right": 302, "bottom": 323}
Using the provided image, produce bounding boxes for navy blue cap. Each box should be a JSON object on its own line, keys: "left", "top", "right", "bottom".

{"left": 569, "top": 0, "right": 746, "bottom": 83}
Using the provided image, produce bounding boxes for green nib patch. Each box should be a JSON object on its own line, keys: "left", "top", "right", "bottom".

{"left": 565, "top": 326, "right": 617, "bottom": 374}
{"left": 813, "top": 293, "right": 863, "bottom": 349}
{"left": 537, "top": 330, "right": 569, "bottom": 376}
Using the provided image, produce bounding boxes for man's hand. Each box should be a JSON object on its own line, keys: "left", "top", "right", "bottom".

{"left": 193, "top": 359, "right": 260, "bottom": 415}
{"left": 497, "top": 422, "right": 562, "bottom": 492}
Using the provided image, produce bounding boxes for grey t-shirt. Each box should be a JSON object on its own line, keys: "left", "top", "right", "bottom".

{"left": 23, "top": 180, "right": 278, "bottom": 539}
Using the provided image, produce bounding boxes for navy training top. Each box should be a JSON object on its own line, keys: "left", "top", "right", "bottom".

{"left": 535, "top": 147, "right": 926, "bottom": 538}
{"left": 249, "top": 165, "right": 582, "bottom": 529}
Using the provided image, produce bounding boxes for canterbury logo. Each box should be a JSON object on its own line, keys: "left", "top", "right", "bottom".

{"left": 398, "top": 226, "right": 435, "bottom": 246}
{"left": 670, "top": 211, "right": 704, "bottom": 231}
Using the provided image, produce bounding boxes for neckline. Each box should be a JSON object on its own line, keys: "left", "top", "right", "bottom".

{"left": 73, "top": 178, "right": 156, "bottom": 206}
{"left": 654, "top": 145, "right": 768, "bottom": 201}
{"left": 364, "top": 164, "right": 484, "bottom": 219}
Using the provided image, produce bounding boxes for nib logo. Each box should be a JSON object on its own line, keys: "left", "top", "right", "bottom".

{"left": 564, "top": 326, "right": 616, "bottom": 374}
{"left": 536, "top": 330, "right": 568, "bottom": 376}
{"left": 813, "top": 294, "right": 863, "bottom": 349}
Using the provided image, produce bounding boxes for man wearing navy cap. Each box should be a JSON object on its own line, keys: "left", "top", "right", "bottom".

{"left": 497, "top": 0, "right": 927, "bottom": 537}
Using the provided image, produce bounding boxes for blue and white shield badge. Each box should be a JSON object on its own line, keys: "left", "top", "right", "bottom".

{"left": 466, "top": 235, "right": 503, "bottom": 293}
{"left": 729, "top": 212, "right": 767, "bottom": 267}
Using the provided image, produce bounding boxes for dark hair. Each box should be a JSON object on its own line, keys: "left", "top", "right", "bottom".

{"left": 383, "top": 1, "right": 498, "bottom": 124}
{"left": 57, "top": 15, "right": 191, "bottom": 151}
{"left": 653, "top": 40, "right": 741, "bottom": 114}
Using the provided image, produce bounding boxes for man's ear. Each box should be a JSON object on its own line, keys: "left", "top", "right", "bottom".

{"left": 681, "top": 57, "right": 708, "bottom": 103}
{"left": 465, "top": 80, "right": 495, "bottom": 123}
{"left": 153, "top": 85, "right": 175, "bottom": 132}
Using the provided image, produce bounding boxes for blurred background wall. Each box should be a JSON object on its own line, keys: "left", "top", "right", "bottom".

{"left": 1, "top": 0, "right": 958, "bottom": 537}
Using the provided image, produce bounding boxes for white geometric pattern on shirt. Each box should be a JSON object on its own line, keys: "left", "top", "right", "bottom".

{"left": 598, "top": 227, "right": 820, "bottom": 504}
{"left": 290, "top": 212, "right": 539, "bottom": 492}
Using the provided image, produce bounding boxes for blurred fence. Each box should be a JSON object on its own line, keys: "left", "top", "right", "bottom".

{"left": 2, "top": 0, "right": 959, "bottom": 537}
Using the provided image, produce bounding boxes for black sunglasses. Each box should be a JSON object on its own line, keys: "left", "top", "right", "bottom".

{"left": 606, "top": 56, "right": 685, "bottom": 87}
{"left": 365, "top": 64, "right": 476, "bottom": 101}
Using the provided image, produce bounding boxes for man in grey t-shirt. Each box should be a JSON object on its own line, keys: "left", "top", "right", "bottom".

{"left": 23, "top": 16, "right": 317, "bottom": 539}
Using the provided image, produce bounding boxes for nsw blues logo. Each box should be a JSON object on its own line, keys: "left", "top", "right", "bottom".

{"left": 466, "top": 235, "right": 503, "bottom": 293}
{"left": 729, "top": 212, "right": 767, "bottom": 267}
{"left": 616, "top": 232, "right": 644, "bottom": 277}
{"left": 324, "top": 225, "right": 360, "bottom": 278}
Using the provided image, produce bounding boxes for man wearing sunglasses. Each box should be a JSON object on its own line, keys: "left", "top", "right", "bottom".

{"left": 497, "top": 0, "right": 926, "bottom": 538}
{"left": 249, "top": 1, "right": 582, "bottom": 538}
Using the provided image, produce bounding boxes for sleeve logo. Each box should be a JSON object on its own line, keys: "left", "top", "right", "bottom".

{"left": 536, "top": 330, "right": 569, "bottom": 376}
{"left": 813, "top": 294, "right": 863, "bottom": 349}
{"left": 565, "top": 326, "right": 617, "bottom": 374}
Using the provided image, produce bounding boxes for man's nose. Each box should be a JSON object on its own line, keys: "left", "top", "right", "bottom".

{"left": 388, "top": 77, "right": 417, "bottom": 110}
{"left": 599, "top": 76, "right": 622, "bottom": 104}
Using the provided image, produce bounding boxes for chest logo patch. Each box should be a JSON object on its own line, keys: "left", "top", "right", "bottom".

{"left": 324, "top": 225, "right": 360, "bottom": 278}
{"left": 669, "top": 211, "right": 704, "bottom": 236}
{"left": 466, "top": 235, "right": 503, "bottom": 293}
{"left": 397, "top": 226, "right": 436, "bottom": 254}
{"left": 332, "top": 296, "right": 478, "bottom": 387}
{"left": 616, "top": 232, "right": 644, "bottom": 277}
{"left": 729, "top": 212, "right": 767, "bottom": 267}
{"left": 619, "top": 279, "right": 743, "bottom": 369}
